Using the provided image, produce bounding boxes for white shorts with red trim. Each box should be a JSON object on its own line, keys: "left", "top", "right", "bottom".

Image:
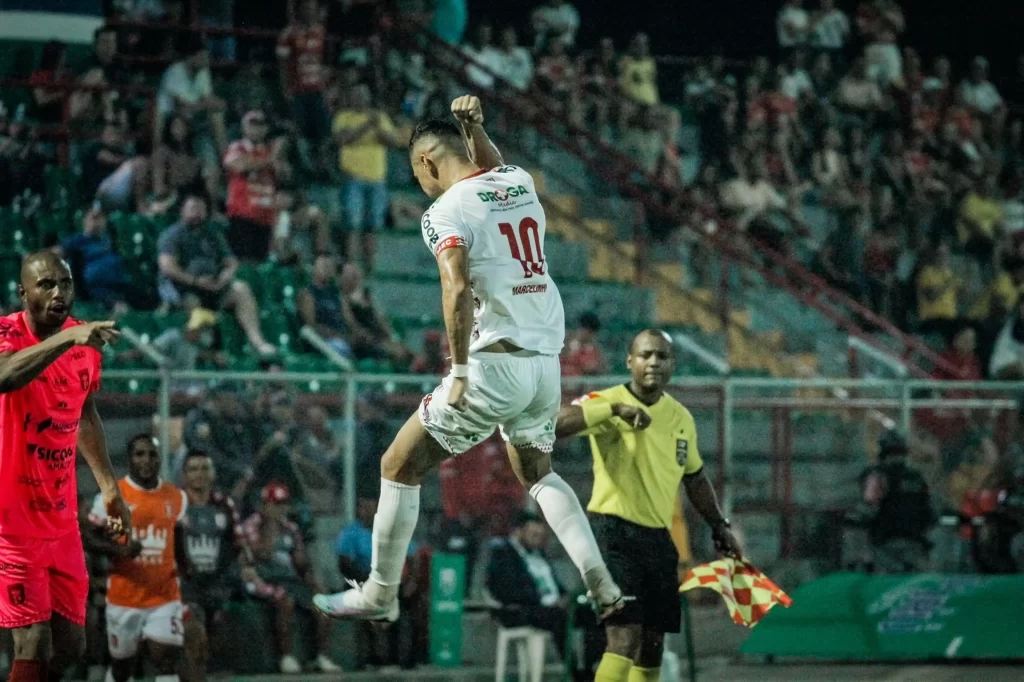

{"left": 418, "top": 351, "right": 560, "bottom": 455}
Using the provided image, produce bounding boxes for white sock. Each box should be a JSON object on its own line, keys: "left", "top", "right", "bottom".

{"left": 154, "top": 676, "right": 180, "bottom": 682}
{"left": 364, "top": 478, "right": 420, "bottom": 604}
{"left": 529, "top": 472, "right": 606, "bottom": 576}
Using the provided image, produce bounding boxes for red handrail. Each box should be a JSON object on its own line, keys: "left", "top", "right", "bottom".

{"left": 403, "top": 20, "right": 958, "bottom": 377}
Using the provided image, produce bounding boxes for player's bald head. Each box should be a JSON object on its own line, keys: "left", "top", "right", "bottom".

{"left": 20, "top": 250, "right": 70, "bottom": 286}
{"left": 629, "top": 329, "right": 674, "bottom": 356}
{"left": 408, "top": 119, "right": 465, "bottom": 160}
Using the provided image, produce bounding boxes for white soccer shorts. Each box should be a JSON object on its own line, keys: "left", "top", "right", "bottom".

{"left": 418, "top": 351, "right": 560, "bottom": 455}
{"left": 106, "top": 600, "right": 184, "bottom": 658}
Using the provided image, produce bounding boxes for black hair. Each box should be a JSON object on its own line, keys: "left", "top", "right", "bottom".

{"left": 183, "top": 449, "right": 212, "bottom": 468}
{"left": 39, "top": 40, "right": 66, "bottom": 72}
{"left": 513, "top": 510, "right": 542, "bottom": 529}
{"left": 579, "top": 311, "right": 601, "bottom": 333}
{"left": 408, "top": 118, "right": 463, "bottom": 153}
{"left": 162, "top": 113, "right": 195, "bottom": 153}
{"left": 126, "top": 433, "right": 157, "bottom": 454}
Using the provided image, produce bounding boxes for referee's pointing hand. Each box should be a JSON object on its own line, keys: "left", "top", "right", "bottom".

{"left": 613, "top": 404, "right": 651, "bottom": 431}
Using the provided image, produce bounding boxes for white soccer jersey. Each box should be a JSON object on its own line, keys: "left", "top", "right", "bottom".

{"left": 420, "top": 165, "right": 565, "bottom": 356}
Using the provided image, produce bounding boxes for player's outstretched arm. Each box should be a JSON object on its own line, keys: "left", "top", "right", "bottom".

{"left": 554, "top": 401, "right": 649, "bottom": 439}
{"left": 451, "top": 95, "right": 504, "bottom": 170}
{"left": 0, "top": 321, "right": 118, "bottom": 393}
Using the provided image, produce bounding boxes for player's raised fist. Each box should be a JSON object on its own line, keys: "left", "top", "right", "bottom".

{"left": 451, "top": 95, "right": 484, "bottom": 125}
{"left": 62, "top": 320, "right": 120, "bottom": 350}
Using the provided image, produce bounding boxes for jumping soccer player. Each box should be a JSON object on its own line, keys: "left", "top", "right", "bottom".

{"left": 555, "top": 329, "right": 742, "bottom": 682}
{"left": 314, "top": 95, "right": 624, "bottom": 621}
{"left": 0, "top": 251, "right": 130, "bottom": 682}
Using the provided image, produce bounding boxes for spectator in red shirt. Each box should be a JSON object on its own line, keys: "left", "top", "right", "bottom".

{"left": 29, "top": 40, "right": 69, "bottom": 125}
{"left": 223, "top": 110, "right": 289, "bottom": 262}
{"left": 277, "top": 0, "right": 331, "bottom": 173}
{"left": 410, "top": 330, "right": 450, "bottom": 375}
{"left": 561, "top": 312, "right": 607, "bottom": 376}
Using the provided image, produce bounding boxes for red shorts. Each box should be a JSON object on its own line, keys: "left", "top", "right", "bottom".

{"left": 0, "top": 531, "right": 88, "bottom": 628}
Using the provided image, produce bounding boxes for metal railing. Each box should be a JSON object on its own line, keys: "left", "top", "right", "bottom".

{"left": 94, "top": 372, "right": 1023, "bottom": 530}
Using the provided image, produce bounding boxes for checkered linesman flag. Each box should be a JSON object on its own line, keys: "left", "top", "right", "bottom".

{"left": 680, "top": 557, "right": 792, "bottom": 627}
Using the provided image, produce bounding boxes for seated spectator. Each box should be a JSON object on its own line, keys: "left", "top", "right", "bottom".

{"left": 777, "top": 0, "right": 810, "bottom": 50}
{"left": 989, "top": 298, "right": 1024, "bottom": 379}
{"left": 339, "top": 262, "right": 412, "bottom": 367}
{"left": 243, "top": 483, "right": 340, "bottom": 674}
{"left": 29, "top": 40, "right": 70, "bottom": 125}
{"left": 486, "top": 511, "right": 594, "bottom": 673}
{"left": 332, "top": 85, "right": 404, "bottom": 269}
{"left": 334, "top": 497, "right": 421, "bottom": 669}
{"left": 274, "top": 188, "right": 333, "bottom": 265}
{"left": 617, "top": 105, "right": 663, "bottom": 174}
{"left": 157, "top": 36, "right": 228, "bottom": 159}
{"left": 463, "top": 24, "right": 502, "bottom": 90}
{"left": 810, "top": 0, "right": 851, "bottom": 57}
{"left": 292, "top": 405, "right": 343, "bottom": 511}
{"left": 83, "top": 123, "right": 137, "bottom": 206}
{"left": 835, "top": 57, "right": 886, "bottom": 120}
{"left": 297, "top": 255, "right": 352, "bottom": 358}
{"left": 410, "top": 330, "right": 449, "bottom": 375}
{"left": 862, "top": 214, "right": 901, "bottom": 315}
{"left": 495, "top": 27, "right": 533, "bottom": 92}
{"left": 0, "top": 114, "right": 49, "bottom": 199}
{"left": 151, "top": 307, "right": 226, "bottom": 385}
{"left": 150, "top": 114, "right": 214, "bottom": 216}
{"left": 182, "top": 386, "right": 260, "bottom": 491}
{"left": 224, "top": 110, "right": 288, "bottom": 263}
{"left": 936, "top": 324, "right": 983, "bottom": 381}
{"left": 70, "top": 26, "right": 126, "bottom": 128}
{"left": 157, "top": 193, "right": 278, "bottom": 356}
{"left": 719, "top": 155, "right": 798, "bottom": 253}
{"left": 177, "top": 450, "right": 261, "bottom": 682}
{"left": 915, "top": 241, "right": 961, "bottom": 336}
{"left": 816, "top": 209, "right": 867, "bottom": 300}
{"left": 57, "top": 203, "right": 140, "bottom": 310}
{"left": 531, "top": 0, "right": 580, "bottom": 52}
{"left": 811, "top": 127, "right": 853, "bottom": 197}
{"left": 959, "top": 56, "right": 1004, "bottom": 120}
{"left": 856, "top": 0, "right": 904, "bottom": 84}
{"left": 561, "top": 312, "right": 607, "bottom": 376}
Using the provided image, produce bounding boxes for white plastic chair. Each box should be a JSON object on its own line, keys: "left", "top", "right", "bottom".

{"left": 494, "top": 625, "right": 549, "bottom": 682}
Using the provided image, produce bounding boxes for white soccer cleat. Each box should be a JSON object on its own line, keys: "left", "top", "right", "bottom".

{"left": 313, "top": 581, "right": 399, "bottom": 622}
{"left": 279, "top": 654, "right": 302, "bottom": 674}
{"left": 315, "top": 654, "right": 342, "bottom": 672}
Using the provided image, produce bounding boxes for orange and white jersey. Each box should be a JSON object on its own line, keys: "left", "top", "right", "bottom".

{"left": 91, "top": 477, "right": 187, "bottom": 608}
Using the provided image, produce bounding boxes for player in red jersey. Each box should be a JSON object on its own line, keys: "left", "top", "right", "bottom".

{"left": 0, "top": 251, "right": 130, "bottom": 682}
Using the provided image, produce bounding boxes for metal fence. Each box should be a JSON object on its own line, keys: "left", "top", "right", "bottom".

{"left": 96, "top": 371, "right": 1021, "bottom": 560}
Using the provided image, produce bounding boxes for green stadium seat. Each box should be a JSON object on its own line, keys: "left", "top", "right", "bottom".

{"left": 259, "top": 307, "right": 296, "bottom": 352}
{"left": 235, "top": 263, "right": 263, "bottom": 301}
{"left": 217, "top": 317, "right": 246, "bottom": 357}
{"left": 44, "top": 166, "right": 79, "bottom": 212}
{"left": 36, "top": 210, "right": 75, "bottom": 243}
{"left": 118, "top": 310, "right": 159, "bottom": 344}
{"left": 0, "top": 208, "right": 35, "bottom": 255}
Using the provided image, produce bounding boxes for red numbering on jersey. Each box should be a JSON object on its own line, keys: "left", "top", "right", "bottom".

{"left": 499, "top": 217, "right": 546, "bottom": 278}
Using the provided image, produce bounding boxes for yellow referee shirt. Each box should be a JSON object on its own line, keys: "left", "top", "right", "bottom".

{"left": 573, "top": 385, "right": 703, "bottom": 530}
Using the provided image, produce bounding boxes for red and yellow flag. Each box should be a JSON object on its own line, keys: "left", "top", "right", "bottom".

{"left": 680, "top": 557, "right": 792, "bottom": 627}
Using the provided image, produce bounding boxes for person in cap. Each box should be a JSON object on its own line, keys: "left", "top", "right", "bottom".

{"left": 241, "top": 483, "right": 339, "bottom": 674}
{"left": 843, "top": 429, "right": 935, "bottom": 573}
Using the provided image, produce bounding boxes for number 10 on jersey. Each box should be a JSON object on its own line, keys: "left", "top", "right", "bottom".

{"left": 499, "top": 217, "right": 546, "bottom": 278}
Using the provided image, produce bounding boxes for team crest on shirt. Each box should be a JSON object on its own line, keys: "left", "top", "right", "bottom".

{"left": 7, "top": 583, "right": 25, "bottom": 606}
{"left": 676, "top": 439, "right": 689, "bottom": 467}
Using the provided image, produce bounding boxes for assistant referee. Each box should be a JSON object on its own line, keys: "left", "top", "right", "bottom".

{"left": 555, "top": 329, "right": 741, "bottom": 682}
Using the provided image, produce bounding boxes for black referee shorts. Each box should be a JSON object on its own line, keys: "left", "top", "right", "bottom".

{"left": 590, "top": 513, "right": 681, "bottom": 633}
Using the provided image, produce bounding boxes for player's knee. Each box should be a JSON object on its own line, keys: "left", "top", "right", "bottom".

{"left": 604, "top": 625, "right": 641, "bottom": 659}
{"left": 636, "top": 630, "right": 664, "bottom": 668}
{"left": 12, "top": 622, "right": 51, "bottom": 660}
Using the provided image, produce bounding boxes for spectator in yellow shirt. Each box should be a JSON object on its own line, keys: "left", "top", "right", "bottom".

{"left": 956, "top": 175, "right": 1003, "bottom": 261}
{"left": 916, "top": 241, "right": 960, "bottom": 336}
{"left": 618, "top": 33, "right": 659, "bottom": 128}
{"left": 332, "top": 84, "right": 405, "bottom": 269}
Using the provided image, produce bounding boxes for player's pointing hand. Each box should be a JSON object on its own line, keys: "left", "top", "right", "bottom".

{"left": 62, "top": 321, "right": 120, "bottom": 351}
{"left": 451, "top": 95, "right": 484, "bottom": 126}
